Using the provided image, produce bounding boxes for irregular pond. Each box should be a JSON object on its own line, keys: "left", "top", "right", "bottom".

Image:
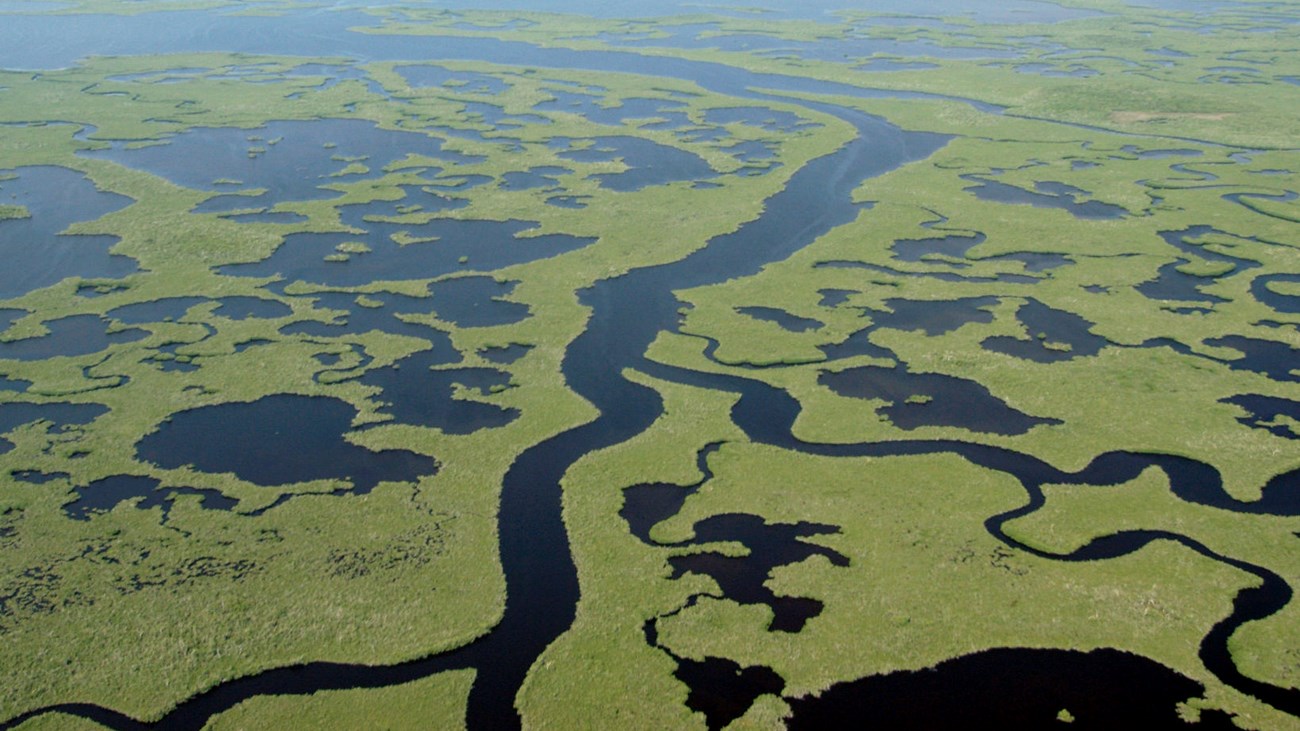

{"left": 723, "top": 139, "right": 778, "bottom": 164}
{"left": 283, "top": 62, "right": 378, "bottom": 93}
{"left": 135, "top": 394, "right": 436, "bottom": 492}
{"left": 64, "top": 475, "right": 237, "bottom": 520}
{"left": 533, "top": 93, "right": 689, "bottom": 128}
{"left": 80, "top": 119, "right": 477, "bottom": 213}
{"left": 12, "top": 470, "right": 70, "bottom": 484}
{"left": 0, "top": 401, "right": 108, "bottom": 455}
{"left": 1138, "top": 226, "right": 1262, "bottom": 305}
{"left": 892, "top": 232, "right": 986, "bottom": 262}
{"left": 480, "top": 343, "right": 532, "bottom": 364}
{"left": 701, "top": 106, "right": 814, "bottom": 133}
{"left": 817, "top": 288, "right": 856, "bottom": 307}
{"left": 964, "top": 176, "right": 1127, "bottom": 219}
{"left": 1121, "top": 145, "right": 1203, "bottom": 159}
{"left": 544, "top": 194, "right": 589, "bottom": 208}
{"left": 394, "top": 64, "right": 508, "bottom": 94}
{"left": 429, "top": 277, "right": 531, "bottom": 328}
{"left": 0, "top": 376, "right": 30, "bottom": 393}
{"left": 279, "top": 290, "right": 460, "bottom": 356}
{"left": 357, "top": 183, "right": 469, "bottom": 216}
{"left": 500, "top": 167, "right": 571, "bottom": 191}
{"left": 984, "top": 251, "right": 1073, "bottom": 272}
{"left": 737, "top": 306, "right": 824, "bottom": 333}
{"left": 1137, "top": 262, "right": 1230, "bottom": 305}
{"left": 819, "top": 329, "right": 896, "bottom": 362}
{"left": 1162, "top": 226, "right": 1259, "bottom": 277}
{"left": 0, "top": 166, "right": 137, "bottom": 299}
{"left": 553, "top": 136, "right": 718, "bottom": 191}
{"left": 981, "top": 299, "right": 1107, "bottom": 363}
{"left": 665, "top": 647, "right": 784, "bottom": 731}
{"left": 0, "top": 402, "right": 107, "bottom": 435}
{"left": 819, "top": 365, "right": 1060, "bottom": 435}
{"left": 820, "top": 297, "right": 998, "bottom": 363}
{"left": 1222, "top": 394, "right": 1300, "bottom": 439}
{"left": 872, "top": 296, "right": 998, "bottom": 336}
{"left": 1205, "top": 336, "right": 1300, "bottom": 383}
{"left": 667, "top": 514, "right": 849, "bottom": 632}
{"left": 107, "top": 297, "right": 208, "bottom": 324}
{"left": 350, "top": 349, "right": 518, "bottom": 434}
{"left": 0, "top": 315, "right": 146, "bottom": 361}
{"left": 220, "top": 200, "right": 595, "bottom": 287}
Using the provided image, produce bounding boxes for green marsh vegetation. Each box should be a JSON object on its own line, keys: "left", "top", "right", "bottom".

{"left": 1, "top": 0, "right": 1299, "bottom": 728}
{"left": 0, "top": 37, "right": 844, "bottom": 724}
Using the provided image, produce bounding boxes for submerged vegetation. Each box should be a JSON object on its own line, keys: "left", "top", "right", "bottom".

{"left": 0, "top": 0, "right": 1298, "bottom": 728}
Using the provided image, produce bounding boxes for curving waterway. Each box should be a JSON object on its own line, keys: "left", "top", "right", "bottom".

{"left": 1, "top": 7, "right": 1296, "bottom": 729}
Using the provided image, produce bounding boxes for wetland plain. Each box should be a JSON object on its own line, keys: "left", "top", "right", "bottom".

{"left": 0, "top": 0, "right": 1298, "bottom": 728}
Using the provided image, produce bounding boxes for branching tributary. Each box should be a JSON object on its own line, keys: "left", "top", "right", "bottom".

{"left": 3, "top": 13, "right": 1298, "bottom": 730}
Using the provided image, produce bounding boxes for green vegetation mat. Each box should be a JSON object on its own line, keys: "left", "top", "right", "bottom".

{"left": 1, "top": 0, "right": 1298, "bottom": 728}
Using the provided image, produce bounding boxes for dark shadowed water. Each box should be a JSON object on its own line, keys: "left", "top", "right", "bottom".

{"left": 785, "top": 648, "right": 1238, "bottom": 729}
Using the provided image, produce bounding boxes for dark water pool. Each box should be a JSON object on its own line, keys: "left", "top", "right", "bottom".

{"left": 981, "top": 299, "right": 1107, "bottom": 363}
{"left": 964, "top": 176, "right": 1127, "bottom": 220}
{"left": 737, "top": 306, "right": 824, "bottom": 333}
{"left": 350, "top": 349, "right": 518, "bottom": 434}
{"left": 80, "top": 119, "right": 477, "bottom": 212}
{"left": 533, "top": 93, "right": 689, "bottom": 128}
{"left": 394, "top": 64, "right": 508, "bottom": 94}
{"left": 135, "top": 394, "right": 436, "bottom": 492}
{"left": 819, "top": 365, "right": 1060, "bottom": 435}
{"left": 554, "top": 135, "right": 718, "bottom": 191}
{"left": 0, "top": 166, "right": 137, "bottom": 299}
{"left": 220, "top": 203, "right": 595, "bottom": 288}
{"left": 480, "top": 343, "right": 532, "bottom": 364}
{"left": 107, "top": 297, "right": 208, "bottom": 324}
{"left": 873, "top": 296, "right": 997, "bottom": 335}
{"left": 64, "top": 475, "right": 238, "bottom": 520}
{"left": 0, "top": 315, "right": 146, "bottom": 361}
{"left": 1222, "top": 394, "right": 1300, "bottom": 439}
{"left": 279, "top": 290, "right": 459, "bottom": 353}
